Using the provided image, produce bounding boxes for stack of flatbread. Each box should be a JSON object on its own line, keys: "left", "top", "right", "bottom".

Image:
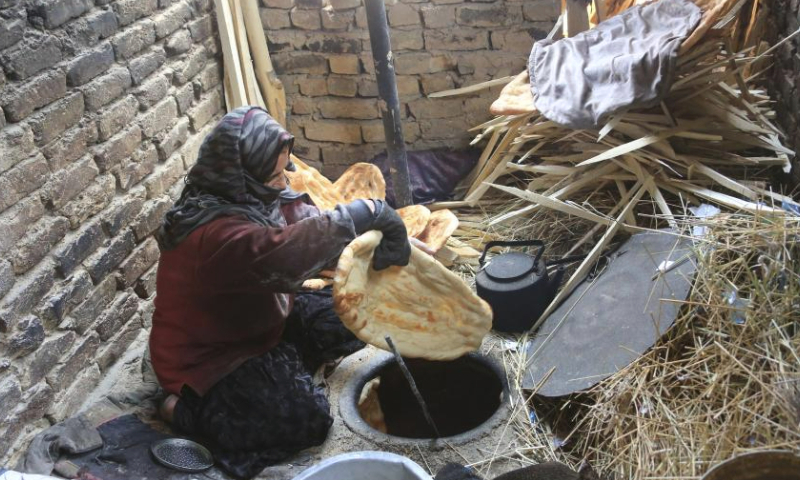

{"left": 333, "top": 231, "right": 492, "bottom": 360}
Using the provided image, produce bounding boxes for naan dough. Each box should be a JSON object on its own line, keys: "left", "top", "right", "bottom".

{"left": 490, "top": 71, "right": 536, "bottom": 116}
{"left": 333, "top": 231, "right": 492, "bottom": 360}
{"left": 334, "top": 163, "right": 386, "bottom": 203}
{"left": 417, "top": 209, "right": 459, "bottom": 253}
{"left": 397, "top": 205, "right": 432, "bottom": 238}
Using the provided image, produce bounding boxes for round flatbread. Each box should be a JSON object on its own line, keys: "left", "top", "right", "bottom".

{"left": 417, "top": 209, "right": 459, "bottom": 253}
{"left": 285, "top": 155, "right": 342, "bottom": 211}
{"left": 333, "top": 231, "right": 492, "bottom": 360}
{"left": 397, "top": 205, "right": 432, "bottom": 238}
{"left": 334, "top": 163, "right": 386, "bottom": 203}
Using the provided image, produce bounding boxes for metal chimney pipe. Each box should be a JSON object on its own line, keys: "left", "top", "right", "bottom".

{"left": 364, "top": 0, "right": 412, "bottom": 207}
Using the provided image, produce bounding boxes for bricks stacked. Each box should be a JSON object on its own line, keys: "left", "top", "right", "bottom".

{"left": 265, "top": 0, "right": 558, "bottom": 178}
{"left": 768, "top": 0, "right": 800, "bottom": 184}
{"left": 0, "top": 0, "right": 224, "bottom": 462}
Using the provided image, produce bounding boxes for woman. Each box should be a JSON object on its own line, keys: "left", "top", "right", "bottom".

{"left": 150, "top": 106, "right": 411, "bottom": 478}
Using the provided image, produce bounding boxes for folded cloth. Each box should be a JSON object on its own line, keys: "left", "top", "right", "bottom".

{"left": 0, "top": 469, "right": 63, "bottom": 480}
{"left": 22, "top": 415, "right": 103, "bottom": 475}
{"left": 529, "top": 0, "right": 702, "bottom": 129}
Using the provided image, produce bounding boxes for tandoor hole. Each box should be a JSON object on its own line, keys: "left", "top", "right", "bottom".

{"left": 362, "top": 356, "right": 503, "bottom": 439}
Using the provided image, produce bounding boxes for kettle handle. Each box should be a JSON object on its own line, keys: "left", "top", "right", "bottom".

{"left": 479, "top": 240, "right": 545, "bottom": 266}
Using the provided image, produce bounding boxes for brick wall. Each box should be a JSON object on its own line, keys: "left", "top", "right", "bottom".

{"left": 0, "top": 0, "right": 224, "bottom": 462}
{"left": 769, "top": 0, "right": 800, "bottom": 185}
{"left": 265, "top": 0, "right": 559, "bottom": 178}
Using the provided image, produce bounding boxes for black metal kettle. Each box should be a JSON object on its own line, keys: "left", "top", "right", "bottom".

{"left": 476, "top": 240, "right": 565, "bottom": 333}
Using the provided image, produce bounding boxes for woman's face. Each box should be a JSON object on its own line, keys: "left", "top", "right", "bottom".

{"left": 264, "top": 145, "right": 290, "bottom": 189}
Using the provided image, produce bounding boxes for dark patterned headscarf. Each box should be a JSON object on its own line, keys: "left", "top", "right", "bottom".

{"left": 156, "top": 106, "right": 299, "bottom": 250}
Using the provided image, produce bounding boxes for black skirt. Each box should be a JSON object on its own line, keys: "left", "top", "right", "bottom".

{"left": 172, "top": 288, "right": 364, "bottom": 479}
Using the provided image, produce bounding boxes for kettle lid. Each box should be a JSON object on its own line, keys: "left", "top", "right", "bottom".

{"left": 484, "top": 252, "right": 537, "bottom": 281}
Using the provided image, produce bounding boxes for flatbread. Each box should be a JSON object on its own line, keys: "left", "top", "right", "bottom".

{"left": 357, "top": 378, "right": 387, "bottom": 433}
{"left": 397, "top": 205, "right": 431, "bottom": 238}
{"left": 490, "top": 71, "right": 536, "bottom": 116}
{"left": 417, "top": 209, "right": 459, "bottom": 253}
{"left": 334, "top": 163, "right": 386, "bottom": 203}
{"left": 333, "top": 231, "right": 492, "bottom": 360}
{"left": 285, "top": 155, "right": 343, "bottom": 210}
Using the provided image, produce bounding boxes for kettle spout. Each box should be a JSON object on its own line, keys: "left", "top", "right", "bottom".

{"left": 548, "top": 266, "right": 566, "bottom": 298}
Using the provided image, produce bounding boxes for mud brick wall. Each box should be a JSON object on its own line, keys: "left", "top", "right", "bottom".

{"left": 265, "top": 0, "right": 559, "bottom": 178}
{"left": 769, "top": 0, "right": 800, "bottom": 185}
{"left": 0, "top": 0, "right": 224, "bottom": 462}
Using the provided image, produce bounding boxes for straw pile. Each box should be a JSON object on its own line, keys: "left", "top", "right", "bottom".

{"left": 493, "top": 212, "right": 800, "bottom": 479}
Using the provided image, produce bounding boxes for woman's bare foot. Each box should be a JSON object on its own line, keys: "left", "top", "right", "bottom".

{"left": 159, "top": 394, "right": 179, "bottom": 423}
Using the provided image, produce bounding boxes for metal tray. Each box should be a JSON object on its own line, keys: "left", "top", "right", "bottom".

{"left": 150, "top": 438, "right": 214, "bottom": 473}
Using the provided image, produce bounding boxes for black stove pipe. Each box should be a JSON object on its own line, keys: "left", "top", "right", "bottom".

{"left": 364, "top": 0, "right": 412, "bottom": 207}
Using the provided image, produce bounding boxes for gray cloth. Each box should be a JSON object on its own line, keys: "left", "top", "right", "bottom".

{"left": 22, "top": 415, "right": 102, "bottom": 474}
{"left": 529, "top": 0, "right": 702, "bottom": 129}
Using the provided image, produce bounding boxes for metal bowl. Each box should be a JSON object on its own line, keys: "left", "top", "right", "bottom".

{"left": 702, "top": 451, "right": 800, "bottom": 480}
{"left": 150, "top": 438, "right": 214, "bottom": 473}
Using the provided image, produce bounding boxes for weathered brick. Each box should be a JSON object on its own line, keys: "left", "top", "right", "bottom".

{"left": 143, "top": 154, "right": 185, "bottom": 198}
{"left": 113, "top": 145, "right": 158, "bottom": 190}
{"left": 46, "top": 332, "right": 100, "bottom": 391}
{"left": 133, "top": 73, "right": 171, "bottom": 110}
{"left": 65, "top": 43, "right": 115, "bottom": 88}
{"left": 111, "top": 20, "right": 156, "bottom": 60}
{"left": 0, "top": 197, "right": 46, "bottom": 256}
{"left": 391, "top": 29, "right": 424, "bottom": 51}
{"left": 84, "top": 229, "right": 137, "bottom": 284}
{"left": 97, "top": 313, "right": 144, "bottom": 370}
{"left": 64, "top": 9, "right": 118, "bottom": 48}
{"left": 82, "top": 67, "right": 132, "bottom": 112}
{"left": 5, "top": 382, "right": 54, "bottom": 436}
{"left": 296, "top": 0, "right": 323, "bottom": 8}
{"left": 174, "top": 83, "right": 196, "bottom": 115}
{"left": 59, "top": 174, "right": 116, "bottom": 228}
{"left": 132, "top": 196, "right": 172, "bottom": 241}
{"left": 363, "top": 121, "right": 422, "bottom": 144}
{"left": 140, "top": 97, "right": 178, "bottom": 138}
{"left": 0, "top": 261, "right": 54, "bottom": 332}
{"left": 298, "top": 77, "right": 328, "bottom": 96}
{"left": 28, "top": 93, "right": 85, "bottom": 146}
{"left": 0, "top": 260, "right": 14, "bottom": 299}
{"left": 94, "top": 125, "right": 142, "bottom": 172}
{"left": 330, "top": 0, "right": 360, "bottom": 9}
{"left": 0, "top": 125, "right": 35, "bottom": 175}
{"left": 523, "top": 0, "right": 559, "bottom": 21}
{"left": 116, "top": 238, "right": 159, "bottom": 288}
{"left": 456, "top": 5, "right": 520, "bottom": 27}
{"left": 388, "top": 3, "right": 420, "bottom": 26}
{"left": 113, "top": 0, "right": 158, "bottom": 27}
{"left": 48, "top": 363, "right": 101, "bottom": 422}
{"left": 322, "top": 143, "right": 381, "bottom": 165}
{"left": 0, "top": 154, "right": 50, "bottom": 212}
{"left": 21, "top": 331, "right": 77, "bottom": 388}
{"left": 31, "top": 0, "right": 93, "bottom": 29}
{"left": 491, "top": 28, "right": 546, "bottom": 54}
{"left": 95, "top": 292, "right": 140, "bottom": 340}
{"left": 419, "top": 116, "right": 469, "bottom": 140}
{"left": 128, "top": 47, "right": 167, "bottom": 85}
{"left": 165, "top": 29, "right": 192, "bottom": 56}
{"left": 135, "top": 265, "right": 158, "bottom": 299}
{"left": 36, "top": 271, "right": 92, "bottom": 328}
{"left": 196, "top": 63, "right": 222, "bottom": 92}
{"left": 0, "top": 13, "right": 24, "bottom": 51}
{"left": 1, "top": 71, "right": 67, "bottom": 123}
{"left": 62, "top": 275, "right": 115, "bottom": 333}
{"left": 102, "top": 188, "right": 146, "bottom": 237}
{"left": 328, "top": 55, "right": 360, "bottom": 75}
{"left": 305, "top": 35, "right": 360, "bottom": 54}
{"left": 173, "top": 46, "right": 208, "bottom": 84}
{"left": 261, "top": 7, "right": 291, "bottom": 29}
{"left": 288, "top": 7, "right": 320, "bottom": 30}
{"left": 319, "top": 98, "right": 377, "bottom": 119}
{"left": 274, "top": 53, "right": 329, "bottom": 75}
{"left": 0, "top": 375, "right": 22, "bottom": 421}
{"left": 155, "top": 2, "right": 193, "bottom": 38}
{"left": 291, "top": 97, "right": 314, "bottom": 115}
{"left": 96, "top": 96, "right": 139, "bottom": 142}
{"left": 421, "top": 5, "right": 455, "bottom": 28}
{"left": 188, "top": 89, "right": 223, "bottom": 130}
{"left": 263, "top": 0, "right": 294, "bottom": 8}
{"left": 42, "top": 124, "right": 98, "bottom": 172}
{"left": 4, "top": 315, "right": 45, "bottom": 359}
{"left": 0, "top": 33, "right": 62, "bottom": 81}
{"left": 409, "top": 97, "right": 464, "bottom": 119}
{"left": 327, "top": 76, "right": 358, "bottom": 97}
{"left": 187, "top": 15, "right": 213, "bottom": 41}
{"left": 304, "top": 120, "right": 362, "bottom": 144}
{"left": 157, "top": 117, "right": 190, "bottom": 160}
{"left": 10, "top": 217, "right": 70, "bottom": 274}
{"left": 53, "top": 222, "right": 106, "bottom": 277}
{"left": 420, "top": 73, "right": 455, "bottom": 95}
{"left": 179, "top": 124, "right": 211, "bottom": 167}
{"left": 40, "top": 156, "right": 98, "bottom": 211}
{"left": 424, "top": 28, "right": 489, "bottom": 50}
{"left": 321, "top": 6, "right": 354, "bottom": 30}
{"left": 394, "top": 53, "right": 455, "bottom": 74}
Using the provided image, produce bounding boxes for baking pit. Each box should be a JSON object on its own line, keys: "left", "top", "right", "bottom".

{"left": 340, "top": 352, "right": 510, "bottom": 447}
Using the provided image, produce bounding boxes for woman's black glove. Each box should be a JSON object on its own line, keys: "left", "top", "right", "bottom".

{"left": 345, "top": 199, "right": 411, "bottom": 271}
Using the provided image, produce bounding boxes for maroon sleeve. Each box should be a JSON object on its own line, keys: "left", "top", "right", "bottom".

{"left": 196, "top": 207, "right": 356, "bottom": 293}
{"left": 281, "top": 197, "right": 322, "bottom": 225}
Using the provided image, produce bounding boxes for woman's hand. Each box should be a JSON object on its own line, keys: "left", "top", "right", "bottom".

{"left": 409, "top": 237, "right": 435, "bottom": 256}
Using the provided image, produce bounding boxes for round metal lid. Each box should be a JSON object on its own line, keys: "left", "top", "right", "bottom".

{"left": 150, "top": 438, "right": 214, "bottom": 473}
{"left": 484, "top": 252, "right": 536, "bottom": 281}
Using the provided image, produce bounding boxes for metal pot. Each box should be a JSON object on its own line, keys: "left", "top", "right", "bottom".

{"left": 476, "top": 240, "right": 565, "bottom": 333}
